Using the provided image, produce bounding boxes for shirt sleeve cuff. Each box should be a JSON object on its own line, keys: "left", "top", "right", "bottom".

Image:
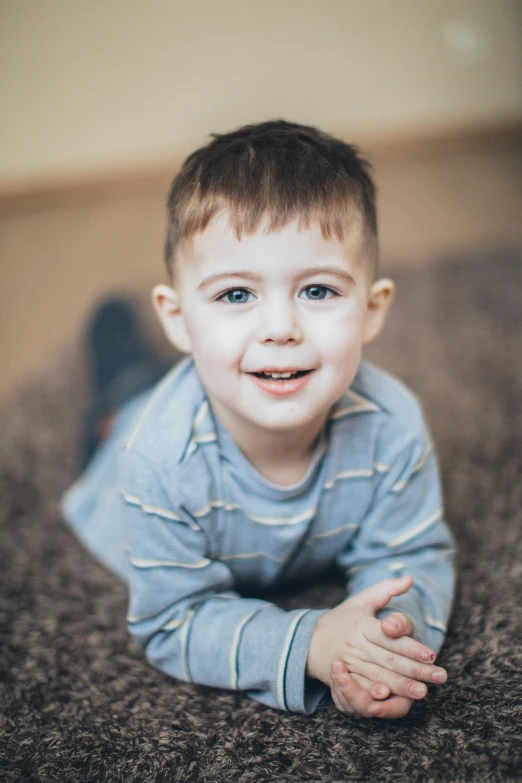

{"left": 283, "top": 608, "right": 329, "bottom": 714}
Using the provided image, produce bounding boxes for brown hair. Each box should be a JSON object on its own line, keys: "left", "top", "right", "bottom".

{"left": 165, "top": 120, "right": 378, "bottom": 279}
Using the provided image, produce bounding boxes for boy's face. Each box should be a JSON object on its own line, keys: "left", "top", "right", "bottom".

{"left": 154, "top": 215, "right": 393, "bottom": 445}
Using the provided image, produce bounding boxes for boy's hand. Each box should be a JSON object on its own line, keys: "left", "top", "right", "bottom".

{"left": 307, "top": 576, "right": 447, "bottom": 702}
{"left": 330, "top": 659, "right": 414, "bottom": 718}
{"left": 329, "top": 613, "right": 418, "bottom": 718}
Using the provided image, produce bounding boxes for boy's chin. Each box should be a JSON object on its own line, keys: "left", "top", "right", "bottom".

{"left": 241, "top": 409, "right": 329, "bottom": 435}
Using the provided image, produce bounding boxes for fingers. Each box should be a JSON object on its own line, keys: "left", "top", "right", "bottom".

{"left": 331, "top": 683, "right": 354, "bottom": 715}
{"left": 353, "top": 576, "right": 413, "bottom": 612}
{"left": 365, "top": 693, "right": 415, "bottom": 719}
{"left": 350, "top": 672, "right": 390, "bottom": 700}
{"left": 381, "top": 612, "right": 415, "bottom": 639}
{"left": 345, "top": 627, "right": 448, "bottom": 696}
{"left": 364, "top": 620, "right": 446, "bottom": 673}
{"left": 330, "top": 662, "right": 414, "bottom": 719}
{"left": 330, "top": 663, "right": 379, "bottom": 717}
{"left": 332, "top": 662, "right": 391, "bottom": 704}
{"left": 345, "top": 657, "right": 445, "bottom": 700}
{"left": 365, "top": 693, "right": 414, "bottom": 719}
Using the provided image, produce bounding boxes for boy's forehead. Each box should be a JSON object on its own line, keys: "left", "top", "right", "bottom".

{"left": 178, "top": 212, "right": 368, "bottom": 275}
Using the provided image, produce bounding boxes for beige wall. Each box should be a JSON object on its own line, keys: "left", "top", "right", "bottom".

{"left": 1, "top": 0, "right": 521, "bottom": 186}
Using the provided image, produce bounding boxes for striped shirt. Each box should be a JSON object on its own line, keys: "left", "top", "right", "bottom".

{"left": 62, "top": 357, "right": 456, "bottom": 714}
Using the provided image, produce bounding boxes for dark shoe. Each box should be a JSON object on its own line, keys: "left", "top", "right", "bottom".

{"left": 82, "top": 297, "right": 169, "bottom": 467}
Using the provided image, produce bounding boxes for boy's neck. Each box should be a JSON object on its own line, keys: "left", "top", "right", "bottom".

{"left": 209, "top": 398, "right": 328, "bottom": 487}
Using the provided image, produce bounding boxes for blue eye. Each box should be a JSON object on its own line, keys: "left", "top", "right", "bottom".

{"left": 300, "top": 285, "right": 335, "bottom": 301}
{"left": 220, "top": 288, "right": 253, "bottom": 304}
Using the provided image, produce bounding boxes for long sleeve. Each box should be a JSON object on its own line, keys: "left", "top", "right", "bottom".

{"left": 120, "top": 450, "right": 326, "bottom": 713}
{"left": 335, "top": 428, "right": 456, "bottom": 654}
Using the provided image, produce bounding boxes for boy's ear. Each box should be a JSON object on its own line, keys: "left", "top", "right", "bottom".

{"left": 362, "top": 278, "right": 395, "bottom": 345}
{"left": 152, "top": 284, "right": 192, "bottom": 354}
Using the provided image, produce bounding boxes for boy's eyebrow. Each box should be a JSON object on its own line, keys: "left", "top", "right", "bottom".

{"left": 299, "top": 266, "right": 356, "bottom": 285}
{"left": 198, "top": 271, "right": 262, "bottom": 290}
{"left": 198, "top": 266, "right": 356, "bottom": 290}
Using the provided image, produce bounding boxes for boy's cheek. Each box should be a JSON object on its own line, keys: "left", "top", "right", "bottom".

{"left": 191, "top": 330, "right": 247, "bottom": 376}
{"left": 187, "top": 313, "right": 245, "bottom": 358}
{"left": 312, "top": 309, "right": 366, "bottom": 351}
{"left": 318, "top": 329, "right": 363, "bottom": 373}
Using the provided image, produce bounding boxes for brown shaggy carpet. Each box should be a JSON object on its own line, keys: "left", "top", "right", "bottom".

{"left": 1, "top": 249, "right": 521, "bottom": 782}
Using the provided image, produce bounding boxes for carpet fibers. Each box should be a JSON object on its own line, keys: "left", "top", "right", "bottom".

{"left": 1, "top": 250, "right": 521, "bottom": 782}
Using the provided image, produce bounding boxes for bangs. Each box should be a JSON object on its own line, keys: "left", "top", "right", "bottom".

{"left": 165, "top": 121, "right": 378, "bottom": 276}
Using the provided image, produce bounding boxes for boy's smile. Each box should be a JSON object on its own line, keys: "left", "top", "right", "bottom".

{"left": 154, "top": 215, "right": 394, "bottom": 474}
{"left": 248, "top": 367, "right": 313, "bottom": 396}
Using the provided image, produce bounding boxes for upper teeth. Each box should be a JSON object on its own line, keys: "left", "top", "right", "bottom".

{"left": 262, "top": 371, "right": 294, "bottom": 379}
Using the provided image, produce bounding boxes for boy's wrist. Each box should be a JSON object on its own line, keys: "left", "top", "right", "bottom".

{"left": 306, "top": 619, "right": 327, "bottom": 683}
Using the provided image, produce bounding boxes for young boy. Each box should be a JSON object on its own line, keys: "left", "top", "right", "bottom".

{"left": 62, "top": 120, "right": 455, "bottom": 720}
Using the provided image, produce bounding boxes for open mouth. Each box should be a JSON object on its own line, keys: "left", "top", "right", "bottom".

{"left": 247, "top": 368, "right": 314, "bottom": 396}
{"left": 251, "top": 369, "right": 311, "bottom": 381}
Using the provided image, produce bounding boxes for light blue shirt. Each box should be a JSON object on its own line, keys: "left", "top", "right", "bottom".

{"left": 62, "top": 358, "right": 456, "bottom": 714}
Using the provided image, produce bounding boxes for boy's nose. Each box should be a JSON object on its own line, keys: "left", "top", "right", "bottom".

{"left": 257, "top": 299, "right": 303, "bottom": 344}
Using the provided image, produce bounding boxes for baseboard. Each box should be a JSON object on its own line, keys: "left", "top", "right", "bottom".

{"left": 1, "top": 118, "right": 521, "bottom": 209}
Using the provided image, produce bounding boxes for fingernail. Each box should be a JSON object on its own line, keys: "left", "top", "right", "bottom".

{"left": 432, "top": 670, "right": 447, "bottom": 683}
{"left": 384, "top": 617, "right": 400, "bottom": 630}
{"left": 375, "top": 685, "right": 387, "bottom": 697}
{"left": 421, "top": 650, "right": 435, "bottom": 663}
{"left": 411, "top": 683, "right": 426, "bottom": 698}
{"left": 331, "top": 662, "right": 342, "bottom": 675}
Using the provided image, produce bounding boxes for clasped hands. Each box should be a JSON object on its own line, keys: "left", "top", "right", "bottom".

{"left": 306, "top": 575, "right": 447, "bottom": 719}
